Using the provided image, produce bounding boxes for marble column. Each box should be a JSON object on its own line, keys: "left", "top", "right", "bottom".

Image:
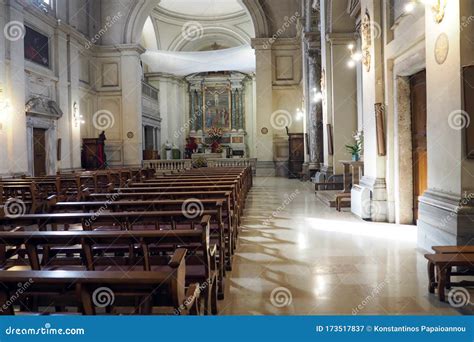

{"left": 251, "top": 38, "right": 274, "bottom": 170}
{"left": 239, "top": 90, "right": 244, "bottom": 130}
{"left": 231, "top": 90, "right": 236, "bottom": 130}
{"left": 307, "top": 49, "right": 323, "bottom": 170}
{"left": 4, "top": 1, "right": 28, "bottom": 174}
{"left": 119, "top": 45, "right": 145, "bottom": 167}
{"left": 190, "top": 90, "right": 196, "bottom": 132}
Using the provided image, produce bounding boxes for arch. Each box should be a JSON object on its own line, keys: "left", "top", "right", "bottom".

{"left": 123, "top": 0, "right": 270, "bottom": 45}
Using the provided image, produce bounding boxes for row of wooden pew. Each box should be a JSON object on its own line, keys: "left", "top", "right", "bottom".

{"left": 0, "top": 166, "right": 252, "bottom": 315}
{"left": 0, "top": 168, "right": 156, "bottom": 214}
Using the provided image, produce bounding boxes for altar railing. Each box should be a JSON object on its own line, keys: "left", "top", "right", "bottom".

{"left": 207, "top": 158, "right": 257, "bottom": 175}
{"left": 143, "top": 158, "right": 257, "bottom": 175}
{"left": 143, "top": 159, "right": 192, "bottom": 172}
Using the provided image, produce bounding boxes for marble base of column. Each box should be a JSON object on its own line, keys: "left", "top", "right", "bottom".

{"left": 359, "top": 176, "right": 388, "bottom": 222}
{"left": 418, "top": 189, "right": 474, "bottom": 252}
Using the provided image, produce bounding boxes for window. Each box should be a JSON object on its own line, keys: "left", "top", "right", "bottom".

{"left": 32, "top": 0, "right": 53, "bottom": 13}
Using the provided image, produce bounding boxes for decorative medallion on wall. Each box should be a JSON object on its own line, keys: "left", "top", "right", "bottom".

{"left": 127, "top": 131, "right": 134, "bottom": 139}
{"left": 361, "top": 10, "right": 372, "bottom": 72}
{"left": 261, "top": 127, "right": 268, "bottom": 135}
{"left": 434, "top": 33, "right": 449, "bottom": 65}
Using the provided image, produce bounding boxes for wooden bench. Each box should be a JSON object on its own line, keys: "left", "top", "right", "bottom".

{"left": 425, "top": 253, "right": 474, "bottom": 301}
{"left": 0, "top": 213, "right": 220, "bottom": 312}
{"left": 47, "top": 197, "right": 233, "bottom": 274}
{"left": 0, "top": 269, "right": 200, "bottom": 315}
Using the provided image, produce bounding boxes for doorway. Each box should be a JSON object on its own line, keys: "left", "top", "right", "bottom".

{"left": 33, "top": 128, "right": 47, "bottom": 177}
{"left": 410, "top": 70, "right": 427, "bottom": 222}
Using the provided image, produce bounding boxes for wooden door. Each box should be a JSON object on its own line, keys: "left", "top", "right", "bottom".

{"left": 33, "top": 128, "right": 47, "bottom": 177}
{"left": 410, "top": 70, "right": 427, "bottom": 222}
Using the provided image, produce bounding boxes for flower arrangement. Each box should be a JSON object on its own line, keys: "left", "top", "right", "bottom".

{"left": 185, "top": 137, "right": 198, "bottom": 159}
{"left": 345, "top": 130, "right": 363, "bottom": 161}
{"left": 192, "top": 156, "right": 207, "bottom": 168}
{"left": 207, "top": 127, "right": 223, "bottom": 142}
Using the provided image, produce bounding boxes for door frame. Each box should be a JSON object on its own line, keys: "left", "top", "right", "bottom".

{"left": 26, "top": 115, "right": 57, "bottom": 176}
{"left": 392, "top": 42, "right": 426, "bottom": 225}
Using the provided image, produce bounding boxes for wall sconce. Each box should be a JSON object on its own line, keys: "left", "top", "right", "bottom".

{"left": 73, "top": 102, "right": 84, "bottom": 127}
{"left": 0, "top": 90, "right": 10, "bottom": 130}
{"left": 347, "top": 43, "right": 363, "bottom": 68}
{"left": 312, "top": 88, "right": 323, "bottom": 103}
{"left": 425, "top": 0, "right": 447, "bottom": 23}
{"left": 405, "top": 0, "right": 447, "bottom": 23}
{"left": 296, "top": 108, "right": 304, "bottom": 121}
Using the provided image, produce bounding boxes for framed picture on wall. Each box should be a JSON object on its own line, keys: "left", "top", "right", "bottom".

{"left": 463, "top": 65, "right": 474, "bottom": 158}
{"left": 327, "top": 124, "right": 334, "bottom": 156}
{"left": 24, "top": 26, "right": 50, "bottom": 68}
{"left": 203, "top": 86, "right": 231, "bottom": 130}
{"left": 375, "top": 103, "right": 386, "bottom": 156}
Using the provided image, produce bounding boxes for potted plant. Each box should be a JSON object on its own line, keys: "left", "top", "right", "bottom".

{"left": 345, "top": 130, "right": 363, "bottom": 161}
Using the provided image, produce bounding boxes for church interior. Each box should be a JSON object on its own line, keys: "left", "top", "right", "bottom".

{"left": 0, "top": 0, "right": 473, "bottom": 315}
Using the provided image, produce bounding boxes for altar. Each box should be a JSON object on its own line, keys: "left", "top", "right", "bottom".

{"left": 186, "top": 71, "right": 249, "bottom": 157}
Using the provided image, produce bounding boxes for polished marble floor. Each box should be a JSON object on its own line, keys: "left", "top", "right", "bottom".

{"left": 220, "top": 177, "right": 461, "bottom": 315}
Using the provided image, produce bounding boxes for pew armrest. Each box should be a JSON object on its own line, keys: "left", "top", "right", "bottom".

{"left": 209, "top": 243, "right": 217, "bottom": 272}
{"left": 182, "top": 283, "right": 201, "bottom": 315}
{"left": 200, "top": 215, "right": 211, "bottom": 226}
{"left": 47, "top": 195, "right": 58, "bottom": 207}
{"left": 168, "top": 248, "right": 187, "bottom": 268}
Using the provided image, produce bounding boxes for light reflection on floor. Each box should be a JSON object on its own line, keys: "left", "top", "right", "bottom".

{"left": 220, "top": 177, "right": 461, "bottom": 315}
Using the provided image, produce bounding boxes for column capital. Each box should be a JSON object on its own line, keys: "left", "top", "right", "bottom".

{"left": 325, "top": 33, "right": 358, "bottom": 45}
{"left": 251, "top": 38, "right": 272, "bottom": 50}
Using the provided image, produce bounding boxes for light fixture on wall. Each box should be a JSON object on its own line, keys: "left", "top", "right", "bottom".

{"left": 312, "top": 88, "right": 323, "bottom": 103}
{"left": 347, "top": 43, "right": 363, "bottom": 68}
{"left": 296, "top": 108, "right": 304, "bottom": 121}
{"left": 0, "top": 89, "right": 10, "bottom": 130}
{"left": 405, "top": 0, "right": 447, "bottom": 23}
{"left": 73, "top": 102, "right": 85, "bottom": 127}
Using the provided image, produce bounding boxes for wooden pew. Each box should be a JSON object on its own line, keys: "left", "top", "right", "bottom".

{"left": 0, "top": 212, "right": 221, "bottom": 311}
{"left": 47, "top": 197, "right": 232, "bottom": 274}
{"left": 0, "top": 227, "right": 216, "bottom": 314}
{"left": 0, "top": 269, "right": 200, "bottom": 315}
{"left": 425, "top": 253, "right": 474, "bottom": 301}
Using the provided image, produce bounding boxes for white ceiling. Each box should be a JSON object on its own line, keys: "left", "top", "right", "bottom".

{"left": 158, "top": 0, "right": 245, "bottom": 17}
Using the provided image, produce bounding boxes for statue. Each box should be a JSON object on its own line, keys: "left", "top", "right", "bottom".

{"left": 164, "top": 140, "right": 172, "bottom": 160}
{"left": 97, "top": 131, "right": 107, "bottom": 169}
